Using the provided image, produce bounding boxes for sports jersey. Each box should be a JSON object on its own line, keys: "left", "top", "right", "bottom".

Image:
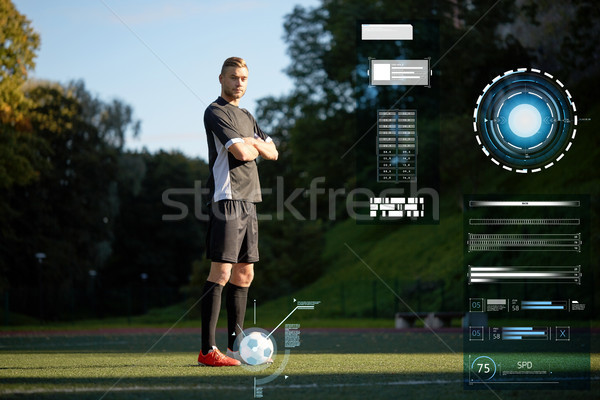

{"left": 204, "top": 97, "right": 272, "bottom": 203}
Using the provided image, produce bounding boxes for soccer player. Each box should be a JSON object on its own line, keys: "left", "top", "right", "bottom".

{"left": 198, "top": 57, "right": 278, "bottom": 366}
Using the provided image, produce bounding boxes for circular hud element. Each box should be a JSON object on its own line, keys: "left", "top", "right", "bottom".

{"left": 473, "top": 68, "right": 578, "bottom": 173}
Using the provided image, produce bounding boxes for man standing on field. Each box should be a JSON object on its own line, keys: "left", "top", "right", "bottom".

{"left": 198, "top": 57, "right": 278, "bottom": 366}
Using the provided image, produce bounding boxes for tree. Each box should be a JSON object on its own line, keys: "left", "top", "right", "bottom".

{"left": 106, "top": 151, "right": 209, "bottom": 287}
{"left": 0, "top": 0, "right": 41, "bottom": 189}
{"left": 0, "top": 80, "right": 141, "bottom": 318}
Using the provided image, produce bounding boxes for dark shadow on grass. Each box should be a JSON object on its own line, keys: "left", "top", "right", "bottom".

{"left": 0, "top": 330, "right": 465, "bottom": 354}
{"left": 1, "top": 330, "right": 598, "bottom": 356}
{"left": 0, "top": 372, "right": 597, "bottom": 400}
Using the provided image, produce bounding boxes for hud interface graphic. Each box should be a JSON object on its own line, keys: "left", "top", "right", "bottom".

{"left": 355, "top": 20, "right": 440, "bottom": 225}
{"left": 463, "top": 195, "right": 590, "bottom": 390}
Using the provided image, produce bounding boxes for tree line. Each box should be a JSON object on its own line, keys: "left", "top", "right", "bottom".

{"left": 1, "top": 0, "right": 598, "bottom": 320}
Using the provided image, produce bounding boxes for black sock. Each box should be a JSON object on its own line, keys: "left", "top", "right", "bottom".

{"left": 226, "top": 283, "right": 249, "bottom": 351}
{"left": 201, "top": 281, "right": 223, "bottom": 355}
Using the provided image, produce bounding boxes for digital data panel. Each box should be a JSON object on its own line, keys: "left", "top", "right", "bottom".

{"left": 377, "top": 109, "right": 417, "bottom": 182}
{"left": 463, "top": 195, "right": 591, "bottom": 390}
{"left": 369, "top": 59, "right": 431, "bottom": 86}
{"left": 355, "top": 20, "right": 440, "bottom": 225}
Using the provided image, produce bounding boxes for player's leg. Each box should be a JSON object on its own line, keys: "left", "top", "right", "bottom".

{"left": 198, "top": 262, "right": 241, "bottom": 366}
{"left": 227, "top": 262, "right": 271, "bottom": 364}
{"left": 227, "top": 263, "right": 254, "bottom": 351}
{"left": 201, "top": 262, "right": 232, "bottom": 354}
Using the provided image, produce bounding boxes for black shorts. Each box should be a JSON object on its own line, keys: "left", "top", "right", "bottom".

{"left": 206, "top": 200, "right": 259, "bottom": 263}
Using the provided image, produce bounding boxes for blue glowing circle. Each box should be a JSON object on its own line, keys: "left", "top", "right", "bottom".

{"left": 471, "top": 356, "right": 497, "bottom": 381}
{"left": 473, "top": 69, "right": 577, "bottom": 173}
{"left": 508, "top": 104, "right": 542, "bottom": 138}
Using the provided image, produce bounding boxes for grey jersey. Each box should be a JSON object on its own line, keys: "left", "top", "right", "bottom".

{"left": 204, "top": 97, "right": 271, "bottom": 203}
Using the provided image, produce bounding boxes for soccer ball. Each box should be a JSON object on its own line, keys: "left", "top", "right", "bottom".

{"left": 239, "top": 331, "right": 274, "bottom": 365}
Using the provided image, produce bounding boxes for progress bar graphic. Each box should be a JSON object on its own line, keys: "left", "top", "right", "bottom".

{"left": 469, "top": 218, "right": 579, "bottom": 225}
{"left": 469, "top": 200, "right": 580, "bottom": 207}
{"left": 501, "top": 327, "right": 549, "bottom": 341}
{"left": 521, "top": 300, "right": 568, "bottom": 310}
{"left": 467, "top": 233, "right": 581, "bottom": 251}
{"left": 468, "top": 265, "right": 581, "bottom": 284}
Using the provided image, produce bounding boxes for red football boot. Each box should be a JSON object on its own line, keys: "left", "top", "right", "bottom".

{"left": 198, "top": 346, "right": 241, "bottom": 367}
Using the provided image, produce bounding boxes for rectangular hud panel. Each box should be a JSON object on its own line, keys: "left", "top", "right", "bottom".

{"left": 361, "top": 24, "right": 413, "bottom": 40}
{"left": 369, "top": 59, "right": 430, "bottom": 86}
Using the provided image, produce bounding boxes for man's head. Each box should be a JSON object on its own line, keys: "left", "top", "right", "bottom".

{"left": 219, "top": 57, "right": 248, "bottom": 105}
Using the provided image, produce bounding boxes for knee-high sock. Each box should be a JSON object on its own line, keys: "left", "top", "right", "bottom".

{"left": 201, "top": 281, "right": 223, "bottom": 355}
{"left": 226, "top": 283, "right": 249, "bottom": 351}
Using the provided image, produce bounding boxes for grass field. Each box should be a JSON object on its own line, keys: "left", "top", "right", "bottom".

{"left": 0, "top": 328, "right": 598, "bottom": 400}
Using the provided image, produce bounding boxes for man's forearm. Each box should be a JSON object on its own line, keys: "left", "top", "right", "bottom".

{"left": 229, "top": 141, "right": 259, "bottom": 162}
{"left": 244, "top": 137, "right": 278, "bottom": 161}
{"left": 253, "top": 140, "right": 278, "bottom": 161}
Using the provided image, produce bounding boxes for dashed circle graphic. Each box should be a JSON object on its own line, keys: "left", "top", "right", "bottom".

{"left": 473, "top": 68, "right": 577, "bottom": 173}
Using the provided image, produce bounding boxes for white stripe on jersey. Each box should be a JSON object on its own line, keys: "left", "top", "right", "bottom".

{"left": 225, "top": 137, "right": 244, "bottom": 148}
{"left": 212, "top": 132, "right": 234, "bottom": 202}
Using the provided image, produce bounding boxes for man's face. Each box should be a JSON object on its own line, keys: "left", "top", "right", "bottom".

{"left": 220, "top": 66, "right": 248, "bottom": 102}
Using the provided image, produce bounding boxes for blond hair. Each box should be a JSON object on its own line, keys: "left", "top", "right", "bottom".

{"left": 221, "top": 57, "right": 248, "bottom": 74}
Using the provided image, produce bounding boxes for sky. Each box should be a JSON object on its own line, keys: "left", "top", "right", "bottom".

{"left": 13, "top": 0, "right": 321, "bottom": 161}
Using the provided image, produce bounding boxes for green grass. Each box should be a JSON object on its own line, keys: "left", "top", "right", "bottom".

{"left": 0, "top": 330, "right": 598, "bottom": 400}
{"left": 256, "top": 213, "right": 466, "bottom": 321}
